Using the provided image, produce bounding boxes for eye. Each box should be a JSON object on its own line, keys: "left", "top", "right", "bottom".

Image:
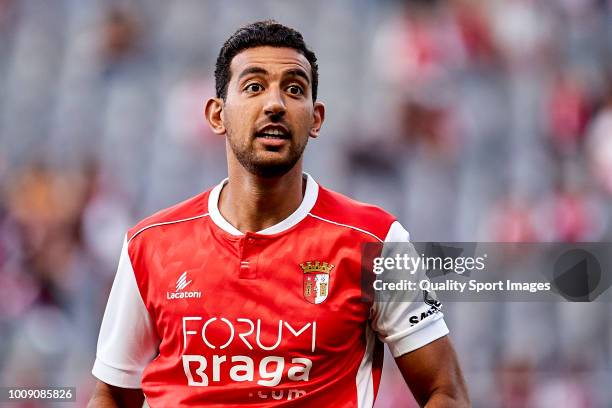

{"left": 286, "top": 85, "right": 304, "bottom": 95}
{"left": 245, "top": 83, "right": 263, "bottom": 93}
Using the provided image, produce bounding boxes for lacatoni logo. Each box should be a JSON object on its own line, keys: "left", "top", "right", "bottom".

{"left": 167, "top": 271, "right": 202, "bottom": 300}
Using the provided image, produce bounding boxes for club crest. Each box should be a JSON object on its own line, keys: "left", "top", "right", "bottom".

{"left": 301, "top": 261, "right": 334, "bottom": 304}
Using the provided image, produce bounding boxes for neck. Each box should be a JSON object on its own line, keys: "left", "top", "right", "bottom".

{"left": 219, "top": 160, "right": 305, "bottom": 233}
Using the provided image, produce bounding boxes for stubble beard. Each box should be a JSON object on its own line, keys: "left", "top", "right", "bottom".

{"left": 226, "top": 128, "right": 307, "bottom": 178}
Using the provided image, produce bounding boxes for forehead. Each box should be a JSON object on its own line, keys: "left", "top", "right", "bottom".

{"left": 229, "top": 46, "right": 312, "bottom": 81}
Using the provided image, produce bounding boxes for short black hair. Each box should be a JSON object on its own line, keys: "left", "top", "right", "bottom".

{"left": 214, "top": 20, "right": 319, "bottom": 101}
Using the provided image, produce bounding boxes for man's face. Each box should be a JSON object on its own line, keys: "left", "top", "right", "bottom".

{"left": 220, "top": 46, "right": 323, "bottom": 178}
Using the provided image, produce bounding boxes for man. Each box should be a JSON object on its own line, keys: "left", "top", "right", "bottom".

{"left": 89, "top": 21, "right": 469, "bottom": 407}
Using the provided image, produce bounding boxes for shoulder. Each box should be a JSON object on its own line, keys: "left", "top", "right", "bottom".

{"left": 127, "top": 189, "right": 211, "bottom": 243}
{"left": 309, "top": 185, "right": 399, "bottom": 242}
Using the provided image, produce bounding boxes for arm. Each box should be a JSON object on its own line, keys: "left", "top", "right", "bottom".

{"left": 395, "top": 335, "right": 469, "bottom": 408}
{"left": 88, "top": 381, "right": 145, "bottom": 408}
{"left": 372, "top": 222, "right": 469, "bottom": 406}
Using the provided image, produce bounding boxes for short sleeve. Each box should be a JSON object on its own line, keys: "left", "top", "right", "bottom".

{"left": 370, "top": 221, "right": 449, "bottom": 358}
{"left": 92, "top": 236, "right": 160, "bottom": 388}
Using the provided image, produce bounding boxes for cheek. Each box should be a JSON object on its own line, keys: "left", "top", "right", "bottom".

{"left": 225, "top": 104, "right": 255, "bottom": 128}
{"left": 290, "top": 105, "right": 314, "bottom": 127}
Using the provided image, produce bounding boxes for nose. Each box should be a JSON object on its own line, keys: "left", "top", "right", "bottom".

{"left": 263, "top": 88, "right": 286, "bottom": 119}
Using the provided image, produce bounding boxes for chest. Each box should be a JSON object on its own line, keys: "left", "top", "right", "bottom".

{"left": 138, "top": 230, "right": 371, "bottom": 357}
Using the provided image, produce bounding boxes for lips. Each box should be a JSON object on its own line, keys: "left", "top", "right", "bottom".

{"left": 255, "top": 124, "right": 291, "bottom": 139}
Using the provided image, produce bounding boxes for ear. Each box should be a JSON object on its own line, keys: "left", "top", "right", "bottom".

{"left": 204, "top": 97, "right": 226, "bottom": 135}
{"left": 309, "top": 101, "right": 325, "bottom": 138}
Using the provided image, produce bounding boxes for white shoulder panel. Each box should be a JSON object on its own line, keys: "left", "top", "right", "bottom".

{"left": 92, "top": 236, "right": 160, "bottom": 388}
{"left": 371, "top": 221, "right": 449, "bottom": 357}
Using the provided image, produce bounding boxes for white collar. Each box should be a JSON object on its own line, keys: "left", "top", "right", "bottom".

{"left": 208, "top": 173, "right": 319, "bottom": 236}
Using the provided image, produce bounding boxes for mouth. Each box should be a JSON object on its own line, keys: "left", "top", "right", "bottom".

{"left": 254, "top": 125, "right": 291, "bottom": 148}
{"left": 255, "top": 125, "right": 291, "bottom": 139}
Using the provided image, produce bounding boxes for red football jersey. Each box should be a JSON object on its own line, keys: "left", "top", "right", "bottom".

{"left": 92, "top": 174, "right": 448, "bottom": 407}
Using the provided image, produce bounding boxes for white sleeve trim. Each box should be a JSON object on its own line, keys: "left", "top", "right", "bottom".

{"left": 92, "top": 236, "right": 159, "bottom": 388}
{"left": 387, "top": 315, "right": 449, "bottom": 358}
{"left": 92, "top": 358, "right": 145, "bottom": 389}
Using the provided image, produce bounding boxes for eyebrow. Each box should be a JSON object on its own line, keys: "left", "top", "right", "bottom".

{"left": 237, "top": 67, "right": 268, "bottom": 82}
{"left": 284, "top": 68, "right": 310, "bottom": 84}
{"left": 236, "top": 66, "right": 311, "bottom": 84}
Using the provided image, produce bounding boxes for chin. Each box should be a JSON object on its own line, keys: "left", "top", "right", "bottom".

{"left": 247, "top": 158, "right": 299, "bottom": 178}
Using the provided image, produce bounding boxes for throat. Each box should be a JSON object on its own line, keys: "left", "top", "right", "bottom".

{"left": 218, "top": 173, "right": 306, "bottom": 234}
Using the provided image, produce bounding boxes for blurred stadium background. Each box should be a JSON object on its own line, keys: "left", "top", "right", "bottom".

{"left": 1, "top": 0, "right": 612, "bottom": 406}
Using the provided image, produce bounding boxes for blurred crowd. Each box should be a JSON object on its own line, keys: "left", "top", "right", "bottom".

{"left": 0, "top": 0, "right": 611, "bottom": 406}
